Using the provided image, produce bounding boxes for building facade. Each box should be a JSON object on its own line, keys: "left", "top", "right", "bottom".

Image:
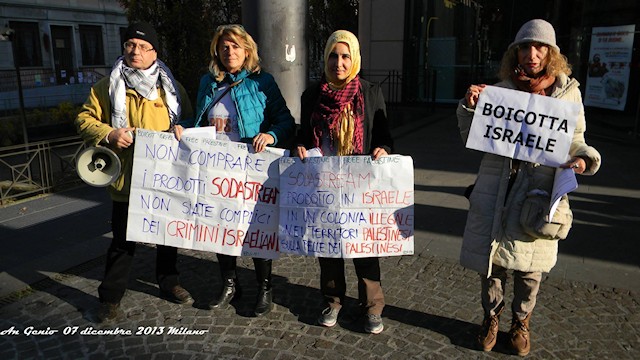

{"left": 358, "top": 0, "right": 640, "bottom": 141}
{"left": 1, "top": 0, "right": 639, "bottom": 141}
{"left": 0, "top": 0, "right": 127, "bottom": 110}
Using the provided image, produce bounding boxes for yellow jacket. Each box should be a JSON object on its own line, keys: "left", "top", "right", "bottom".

{"left": 75, "top": 76, "right": 193, "bottom": 202}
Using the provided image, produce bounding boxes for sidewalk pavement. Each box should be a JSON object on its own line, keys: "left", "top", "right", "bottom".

{"left": 1, "top": 108, "right": 639, "bottom": 359}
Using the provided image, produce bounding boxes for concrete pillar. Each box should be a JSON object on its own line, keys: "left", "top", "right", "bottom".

{"left": 243, "top": 0, "right": 307, "bottom": 124}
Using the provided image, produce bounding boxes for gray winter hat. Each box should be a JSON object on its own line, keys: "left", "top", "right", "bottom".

{"left": 509, "top": 19, "right": 559, "bottom": 52}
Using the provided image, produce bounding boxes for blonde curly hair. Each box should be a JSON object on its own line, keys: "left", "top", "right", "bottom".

{"left": 498, "top": 44, "right": 572, "bottom": 81}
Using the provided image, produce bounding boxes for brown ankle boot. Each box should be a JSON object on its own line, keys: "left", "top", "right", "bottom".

{"left": 478, "top": 305, "right": 504, "bottom": 351}
{"left": 510, "top": 312, "right": 531, "bottom": 356}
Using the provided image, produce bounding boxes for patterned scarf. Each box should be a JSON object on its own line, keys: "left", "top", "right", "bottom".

{"left": 108, "top": 56, "right": 181, "bottom": 129}
{"left": 311, "top": 75, "right": 365, "bottom": 155}
{"left": 511, "top": 65, "right": 556, "bottom": 95}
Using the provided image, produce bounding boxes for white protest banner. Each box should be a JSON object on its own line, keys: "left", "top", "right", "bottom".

{"left": 126, "top": 129, "right": 285, "bottom": 259}
{"left": 278, "top": 155, "right": 414, "bottom": 258}
{"left": 584, "top": 25, "right": 635, "bottom": 111}
{"left": 466, "top": 85, "right": 579, "bottom": 167}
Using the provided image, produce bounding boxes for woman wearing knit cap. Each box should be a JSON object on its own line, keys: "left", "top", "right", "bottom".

{"left": 296, "top": 30, "right": 394, "bottom": 334}
{"left": 457, "top": 19, "right": 601, "bottom": 356}
{"left": 176, "top": 24, "right": 295, "bottom": 317}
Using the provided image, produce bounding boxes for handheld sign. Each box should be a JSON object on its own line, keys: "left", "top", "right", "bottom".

{"left": 126, "top": 129, "right": 285, "bottom": 259}
{"left": 278, "top": 155, "right": 414, "bottom": 259}
{"left": 466, "top": 85, "right": 580, "bottom": 167}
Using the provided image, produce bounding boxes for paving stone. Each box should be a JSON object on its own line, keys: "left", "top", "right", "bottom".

{"left": 1, "top": 248, "right": 639, "bottom": 359}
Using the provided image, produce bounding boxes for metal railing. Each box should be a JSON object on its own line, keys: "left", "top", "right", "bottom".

{"left": 360, "top": 68, "right": 440, "bottom": 107}
{"left": 0, "top": 136, "right": 86, "bottom": 205}
{"left": 0, "top": 67, "right": 108, "bottom": 92}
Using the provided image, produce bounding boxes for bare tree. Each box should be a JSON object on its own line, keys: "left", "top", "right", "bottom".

{"left": 307, "top": 0, "right": 359, "bottom": 79}
{"left": 118, "top": 0, "right": 242, "bottom": 103}
{"left": 118, "top": 0, "right": 359, "bottom": 99}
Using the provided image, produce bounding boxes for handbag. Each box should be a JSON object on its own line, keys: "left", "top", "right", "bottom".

{"left": 519, "top": 191, "right": 573, "bottom": 240}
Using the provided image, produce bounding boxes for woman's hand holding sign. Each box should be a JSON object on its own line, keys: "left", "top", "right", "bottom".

{"left": 253, "top": 133, "right": 275, "bottom": 153}
{"left": 465, "top": 84, "right": 487, "bottom": 108}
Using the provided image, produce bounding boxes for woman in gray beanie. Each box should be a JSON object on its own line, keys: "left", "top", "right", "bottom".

{"left": 456, "top": 19, "right": 601, "bottom": 356}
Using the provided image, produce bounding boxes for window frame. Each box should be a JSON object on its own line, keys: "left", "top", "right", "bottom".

{"left": 9, "top": 21, "right": 43, "bottom": 67}
{"left": 79, "top": 24, "right": 105, "bottom": 66}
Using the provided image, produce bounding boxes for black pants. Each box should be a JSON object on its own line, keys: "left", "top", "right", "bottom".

{"left": 217, "top": 253, "right": 271, "bottom": 288}
{"left": 98, "top": 201, "right": 180, "bottom": 304}
{"left": 319, "top": 257, "right": 385, "bottom": 315}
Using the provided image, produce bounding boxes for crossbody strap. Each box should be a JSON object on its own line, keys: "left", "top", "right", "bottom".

{"left": 211, "top": 78, "right": 243, "bottom": 108}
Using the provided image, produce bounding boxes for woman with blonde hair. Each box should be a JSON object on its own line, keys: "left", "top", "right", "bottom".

{"left": 457, "top": 19, "right": 601, "bottom": 356}
{"left": 296, "top": 30, "right": 393, "bottom": 334}
{"left": 176, "top": 24, "right": 295, "bottom": 316}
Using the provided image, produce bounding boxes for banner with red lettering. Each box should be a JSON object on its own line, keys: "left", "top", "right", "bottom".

{"left": 278, "top": 155, "right": 414, "bottom": 258}
{"left": 127, "top": 129, "right": 285, "bottom": 259}
{"left": 466, "top": 85, "right": 580, "bottom": 167}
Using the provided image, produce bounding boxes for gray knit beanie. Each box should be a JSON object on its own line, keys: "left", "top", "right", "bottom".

{"left": 509, "top": 19, "right": 559, "bottom": 52}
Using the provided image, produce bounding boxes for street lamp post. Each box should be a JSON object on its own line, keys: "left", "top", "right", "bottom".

{"left": 1, "top": 25, "right": 29, "bottom": 145}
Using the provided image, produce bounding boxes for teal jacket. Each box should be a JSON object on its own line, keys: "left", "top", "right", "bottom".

{"left": 183, "top": 69, "right": 295, "bottom": 148}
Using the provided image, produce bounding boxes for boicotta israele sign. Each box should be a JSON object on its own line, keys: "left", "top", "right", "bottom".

{"left": 466, "top": 85, "right": 580, "bottom": 167}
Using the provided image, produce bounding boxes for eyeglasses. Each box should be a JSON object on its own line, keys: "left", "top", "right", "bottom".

{"left": 123, "top": 41, "right": 154, "bottom": 53}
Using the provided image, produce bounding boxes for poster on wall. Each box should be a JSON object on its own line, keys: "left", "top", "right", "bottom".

{"left": 584, "top": 24, "right": 635, "bottom": 111}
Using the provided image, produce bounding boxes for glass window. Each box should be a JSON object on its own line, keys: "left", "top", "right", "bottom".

{"left": 9, "top": 21, "right": 42, "bottom": 67}
{"left": 79, "top": 25, "right": 105, "bottom": 65}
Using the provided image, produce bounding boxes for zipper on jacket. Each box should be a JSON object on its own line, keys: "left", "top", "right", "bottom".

{"left": 230, "top": 85, "right": 247, "bottom": 139}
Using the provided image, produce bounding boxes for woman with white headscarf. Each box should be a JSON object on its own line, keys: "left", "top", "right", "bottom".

{"left": 296, "top": 30, "right": 394, "bottom": 334}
